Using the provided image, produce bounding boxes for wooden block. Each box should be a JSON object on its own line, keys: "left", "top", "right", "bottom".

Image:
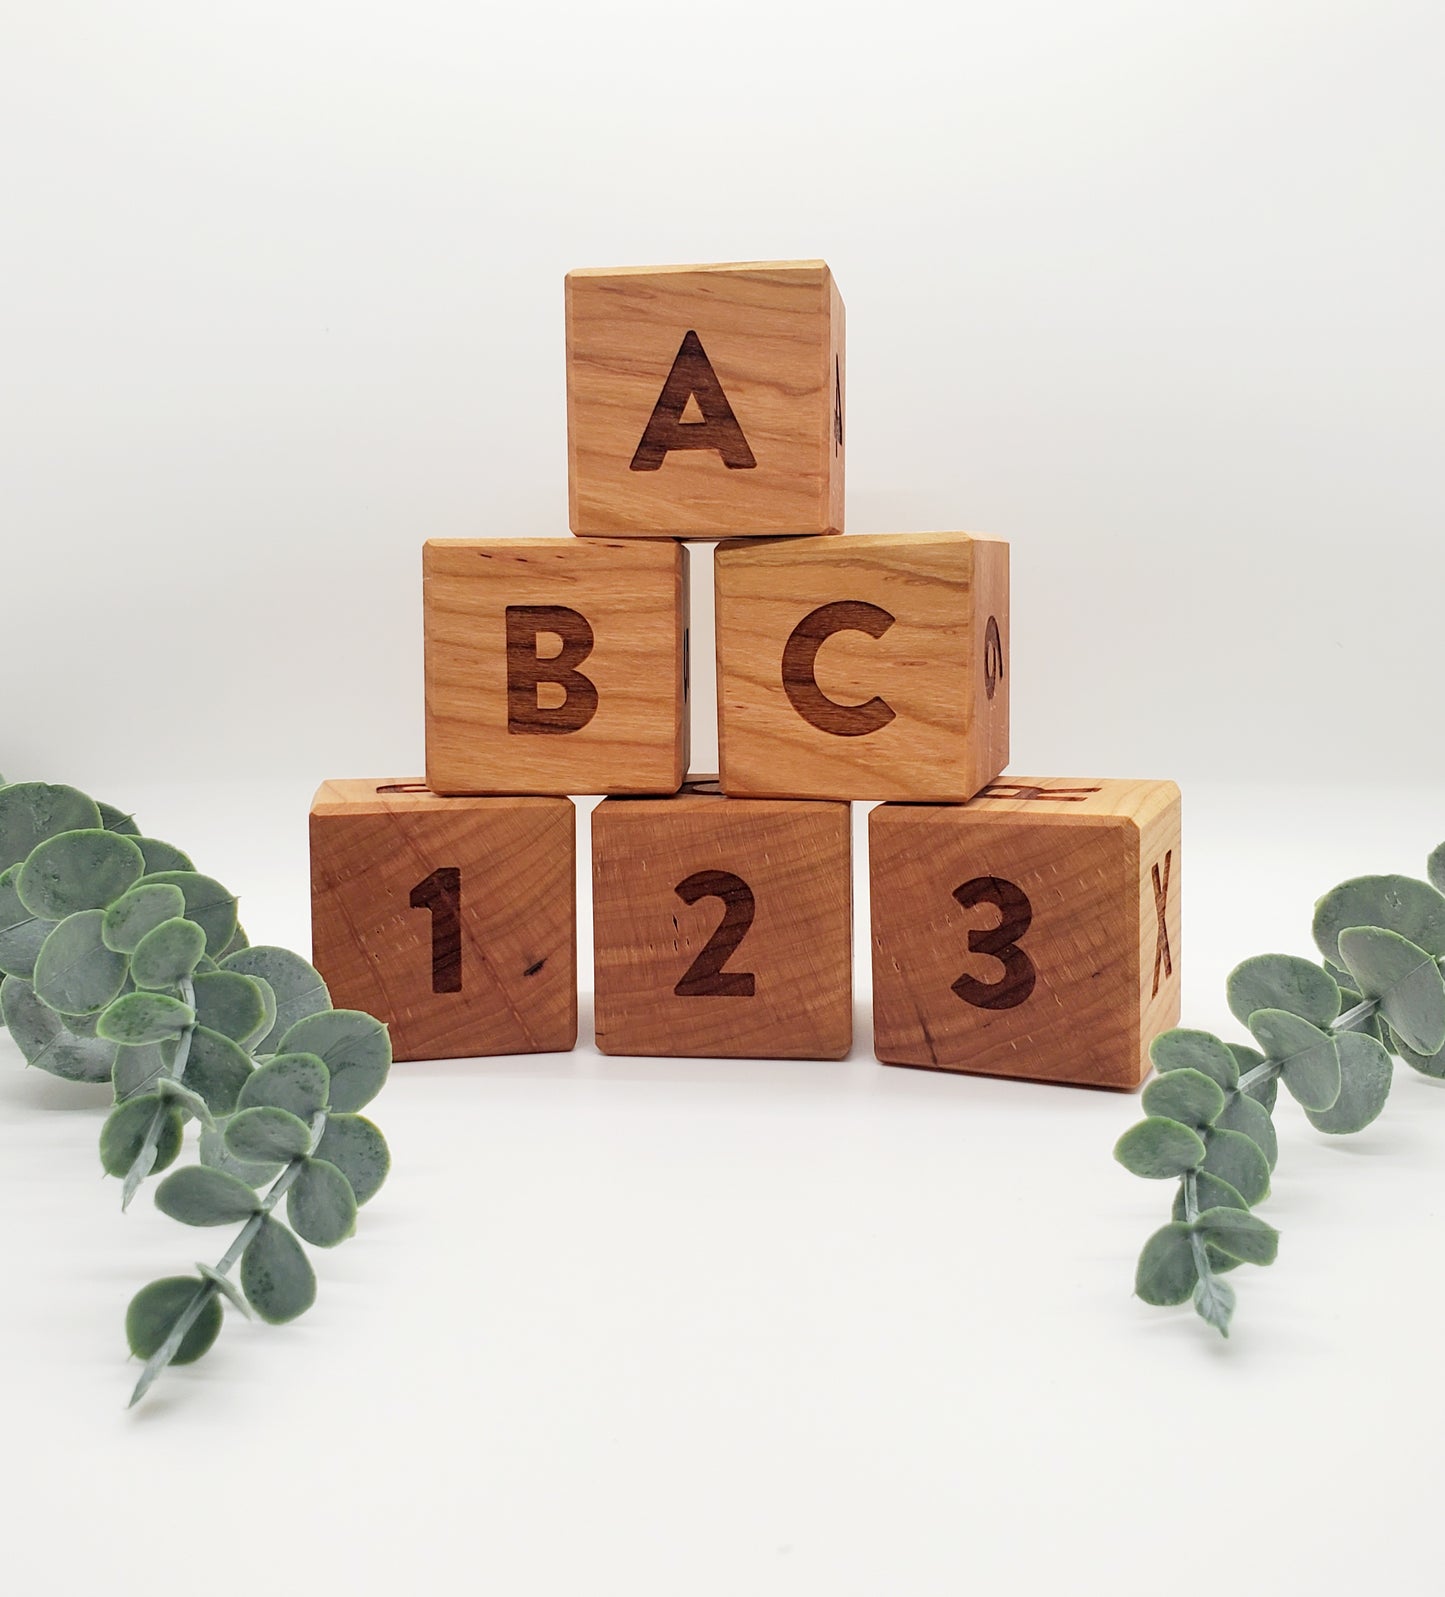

{"left": 424, "top": 538, "right": 688, "bottom": 796}
{"left": 566, "top": 260, "right": 844, "bottom": 540}
{"left": 715, "top": 531, "right": 1008, "bottom": 801}
{"left": 310, "top": 780, "right": 576, "bottom": 1062}
{"left": 870, "top": 779, "right": 1181, "bottom": 1089}
{"left": 592, "top": 776, "right": 852, "bottom": 1059}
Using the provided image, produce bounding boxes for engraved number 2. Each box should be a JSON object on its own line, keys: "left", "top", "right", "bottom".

{"left": 951, "top": 876, "right": 1036, "bottom": 1010}
{"left": 673, "top": 870, "right": 756, "bottom": 997}
{"left": 410, "top": 867, "right": 462, "bottom": 994}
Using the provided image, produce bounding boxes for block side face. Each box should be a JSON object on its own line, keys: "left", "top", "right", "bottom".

{"left": 592, "top": 799, "right": 852, "bottom": 1059}
{"left": 968, "top": 538, "right": 1010, "bottom": 794}
{"left": 310, "top": 801, "right": 576, "bottom": 1061}
{"left": 424, "top": 539, "right": 686, "bottom": 795}
{"left": 869, "top": 805, "right": 1142, "bottom": 1088}
{"left": 824, "top": 271, "right": 845, "bottom": 535}
{"left": 715, "top": 532, "right": 1002, "bottom": 800}
{"left": 567, "top": 265, "right": 835, "bottom": 538}
{"left": 1135, "top": 785, "right": 1183, "bottom": 1077}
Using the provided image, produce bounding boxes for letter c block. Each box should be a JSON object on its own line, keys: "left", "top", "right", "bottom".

{"left": 424, "top": 538, "right": 688, "bottom": 796}
{"left": 715, "top": 532, "right": 1009, "bottom": 800}
{"left": 566, "top": 260, "right": 845, "bottom": 539}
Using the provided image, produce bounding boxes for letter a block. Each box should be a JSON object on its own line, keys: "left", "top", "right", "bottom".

{"left": 566, "top": 260, "right": 845, "bottom": 539}
{"left": 310, "top": 780, "right": 577, "bottom": 1062}
{"left": 424, "top": 538, "right": 687, "bottom": 795}
{"left": 592, "top": 779, "right": 852, "bottom": 1059}
{"left": 715, "top": 532, "right": 1009, "bottom": 801}
{"left": 869, "top": 779, "right": 1182, "bottom": 1089}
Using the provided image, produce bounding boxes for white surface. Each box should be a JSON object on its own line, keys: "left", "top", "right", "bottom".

{"left": 4, "top": 3, "right": 1444, "bottom": 1592}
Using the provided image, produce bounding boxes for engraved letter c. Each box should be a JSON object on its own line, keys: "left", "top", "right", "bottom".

{"left": 781, "top": 601, "right": 897, "bottom": 737}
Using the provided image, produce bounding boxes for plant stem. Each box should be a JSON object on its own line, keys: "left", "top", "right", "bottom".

{"left": 120, "top": 975, "right": 197, "bottom": 1211}
{"left": 128, "top": 1112, "right": 325, "bottom": 1408}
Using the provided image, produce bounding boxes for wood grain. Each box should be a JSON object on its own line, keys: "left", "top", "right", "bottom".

{"left": 715, "top": 531, "right": 1009, "bottom": 800}
{"left": 592, "top": 777, "right": 852, "bottom": 1058}
{"left": 310, "top": 780, "right": 576, "bottom": 1062}
{"left": 424, "top": 538, "right": 688, "bottom": 796}
{"left": 869, "top": 778, "right": 1181, "bottom": 1089}
{"left": 566, "top": 260, "right": 845, "bottom": 539}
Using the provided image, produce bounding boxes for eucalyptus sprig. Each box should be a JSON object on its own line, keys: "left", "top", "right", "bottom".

{"left": 1116, "top": 842, "right": 1445, "bottom": 1337}
{"left": 0, "top": 779, "right": 393, "bottom": 1404}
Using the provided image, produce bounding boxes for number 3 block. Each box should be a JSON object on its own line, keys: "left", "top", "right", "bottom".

{"left": 592, "top": 779, "right": 852, "bottom": 1058}
{"left": 310, "top": 781, "right": 576, "bottom": 1062}
{"left": 869, "top": 779, "right": 1181, "bottom": 1088}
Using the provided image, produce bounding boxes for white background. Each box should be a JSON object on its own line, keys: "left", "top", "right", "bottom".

{"left": 3, "top": 4, "right": 1444, "bottom": 1594}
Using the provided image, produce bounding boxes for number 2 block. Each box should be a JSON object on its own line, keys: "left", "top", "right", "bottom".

{"left": 310, "top": 780, "right": 576, "bottom": 1062}
{"left": 869, "top": 779, "right": 1181, "bottom": 1088}
{"left": 592, "top": 780, "right": 852, "bottom": 1058}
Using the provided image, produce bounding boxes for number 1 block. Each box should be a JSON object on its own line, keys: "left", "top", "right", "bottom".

{"left": 870, "top": 779, "right": 1181, "bottom": 1088}
{"left": 310, "top": 780, "right": 576, "bottom": 1062}
{"left": 592, "top": 779, "right": 852, "bottom": 1058}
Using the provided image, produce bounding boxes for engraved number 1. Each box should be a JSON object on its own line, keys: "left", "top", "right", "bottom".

{"left": 410, "top": 867, "right": 462, "bottom": 993}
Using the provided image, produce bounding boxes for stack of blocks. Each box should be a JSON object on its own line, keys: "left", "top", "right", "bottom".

{"left": 310, "top": 260, "right": 1182, "bottom": 1090}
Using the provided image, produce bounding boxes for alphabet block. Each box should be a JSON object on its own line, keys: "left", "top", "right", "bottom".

{"left": 715, "top": 531, "right": 1008, "bottom": 800}
{"left": 424, "top": 538, "right": 688, "bottom": 796}
{"left": 566, "top": 260, "right": 845, "bottom": 540}
{"left": 869, "top": 779, "right": 1181, "bottom": 1089}
{"left": 309, "top": 780, "right": 577, "bottom": 1062}
{"left": 592, "top": 777, "right": 852, "bottom": 1059}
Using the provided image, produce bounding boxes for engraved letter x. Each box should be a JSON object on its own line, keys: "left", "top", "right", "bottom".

{"left": 1151, "top": 851, "right": 1174, "bottom": 998}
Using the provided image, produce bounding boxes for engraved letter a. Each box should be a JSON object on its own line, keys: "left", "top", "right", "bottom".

{"left": 630, "top": 330, "right": 757, "bottom": 472}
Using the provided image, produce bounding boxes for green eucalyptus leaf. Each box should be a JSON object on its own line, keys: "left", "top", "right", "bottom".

{"left": 1389, "top": 1025, "right": 1445, "bottom": 1079}
{"left": 191, "top": 971, "right": 268, "bottom": 1046}
{"left": 241, "top": 1217, "right": 317, "bottom": 1324}
{"left": 129, "top": 917, "right": 207, "bottom": 990}
{"left": 101, "top": 882, "right": 186, "bottom": 954}
{"left": 98, "top": 802, "right": 140, "bottom": 835}
{"left": 125, "top": 1278, "right": 222, "bottom": 1365}
{"left": 1305, "top": 1030, "right": 1395, "bottom": 1134}
{"left": 135, "top": 871, "right": 238, "bottom": 956}
{"left": 314, "top": 1113, "right": 390, "bottom": 1205}
{"left": 155, "top": 1165, "right": 262, "bottom": 1227}
{"left": 156, "top": 1076, "right": 214, "bottom": 1128}
{"left": 1313, "top": 875, "right": 1445, "bottom": 966}
{"left": 278, "top": 1008, "right": 391, "bottom": 1112}
{"left": 220, "top": 946, "right": 329, "bottom": 1054}
{"left": 16, "top": 828, "right": 145, "bottom": 919}
{"left": 1141, "top": 1068, "right": 1224, "bottom": 1129}
{"left": 181, "top": 1026, "right": 254, "bottom": 1115}
{"left": 1199, "top": 1126, "right": 1270, "bottom": 1206}
{"left": 99, "top": 1095, "right": 183, "bottom": 1179}
{"left": 1193, "top": 1271, "right": 1236, "bottom": 1337}
{"left": 0, "top": 864, "right": 50, "bottom": 980}
{"left": 97, "top": 990, "right": 195, "bottom": 1045}
{"left": 1337, "top": 926, "right": 1445, "bottom": 1057}
{"left": 1171, "top": 1171, "right": 1248, "bottom": 1223}
{"left": 225, "top": 1105, "right": 312, "bottom": 1164}
{"left": 134, "top": 838, "right": 195, "bottom": 875}
{"left": 287, "top": 1157, "right": 357, "bottom": 1247}
{"left": 1430, "top": 844, "right": 1445, "bottom": 896}
{"left": 216, "top": 924, "right": 250, "bottom": 960}
{"left": 1149, "top": 1029, "right": 1239, "bottom": 1089}
{"left": 199, "top": 1123, "right": 283, "bottom": 1188}
{"left": 33, "top": 910, "right": 129, "bottom": 1016}
{"left": 1114, "top": 1117, "right": 1205, "bottom": 1180}
{"left": 1230, "top": 1043, "right": 1277, "bottom": 1112}
{"left": 1, "top": 974, "right": 118, "bottom": 1082}
{"left": 1248, "top": 1008, "right": 1342, "bottom": 1112}
{"left": 1216, "top": 1089, "right": 1279, "bottom": 1170}
{"left": 1193, "top": 1208, "right": 1279, "bottom": 1266}
{"left": 1135, "top": 1223, "right": 1199, "bottom": 1306}
{"left": 0, "top": 783, "right": 101, "bottom": 871}
{"left": 112, "top": 1040, "right": 172, "bottom": 1100}
{"left": 237, "top": 1052, "right": 330, "bottom": 1120}
{"left": 1226, "top": 953, "right": 1340, "bottom": 1030}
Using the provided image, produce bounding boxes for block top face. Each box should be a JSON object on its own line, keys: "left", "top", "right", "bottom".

{"left": 423, "top": 538, "right": 687, "bottom": 797}
{"left": 714, "top": 531, "right": 1009, "bottom": 801}
{"left": 310, "top": 779, "right": 574, "bottom": 817}
{"left": 566, "top": 260, "right": 844, "bottom": 539}
{"left": 600, "top": 773, "right": 849, "bottom": 823}
{"left": 882, "top": 777, "right": 1181, "bottom": 829}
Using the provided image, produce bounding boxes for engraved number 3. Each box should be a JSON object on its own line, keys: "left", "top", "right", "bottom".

{"left": 950, "top": 876, "right": 1037, "bottom": 1010}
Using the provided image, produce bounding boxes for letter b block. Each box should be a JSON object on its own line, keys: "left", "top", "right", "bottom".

{"left": 424, "top": 538, "right": 687, "bottom": 795}
{"left": 869, "top": 779, "right": 1182, "bottom": 1088}
{"left": 715, "top": 532, "right": 1009, "bottom": 800}
{"left": 592, "top": 780, "right": 852, "bottom": 1058}
{"left": 310, "top": 781, "right": 577, "bottom": 1062}
{"left": 566, "top": 261, "right": 845, "bottom": 539}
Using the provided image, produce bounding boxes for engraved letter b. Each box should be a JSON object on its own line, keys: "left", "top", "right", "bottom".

{"left": 506, "top": 605, "right": 599, "bottom": 734}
